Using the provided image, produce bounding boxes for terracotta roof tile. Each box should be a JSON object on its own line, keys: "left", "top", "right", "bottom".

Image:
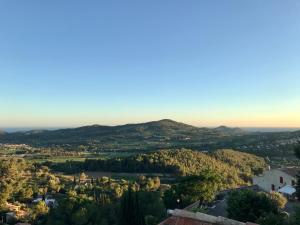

{"left": 159, "top": 216, "right": 212, "bottom": 225}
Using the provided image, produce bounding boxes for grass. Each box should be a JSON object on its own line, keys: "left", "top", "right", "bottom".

{"left": 28, "top": 156, "right": 89, "bottom": 163}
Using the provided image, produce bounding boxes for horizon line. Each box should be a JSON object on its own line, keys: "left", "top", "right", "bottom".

{"left": 1, "top": 120, "right": 300, "bottom": 133}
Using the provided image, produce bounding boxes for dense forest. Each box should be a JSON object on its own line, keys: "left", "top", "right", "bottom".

{"left": 0, "top": 157, "right": 167, "bottom": 225}
{"left": 46, "top": 149, "right": 266, "bottom": 189}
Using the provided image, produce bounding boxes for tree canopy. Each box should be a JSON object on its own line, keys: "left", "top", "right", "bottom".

{"left": 227, "top": 190, "right": 279, "bottom": 223}
{"left": 164, "top": 171, "right": 222, "bottom": 209}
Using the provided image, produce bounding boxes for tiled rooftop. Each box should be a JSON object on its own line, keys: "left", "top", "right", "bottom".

{"left": 158, "top": 209, "right": 259, "bottom": 225}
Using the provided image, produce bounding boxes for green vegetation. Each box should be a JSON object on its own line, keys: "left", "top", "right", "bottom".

{"left": 0, "top": 143, "right": 138, "bottom": 164}
{"left": 0, "top": 157, "right": 67, "bottom": 223}
{"left": 0, "top": 158, "right": 29, "bottom": 206}
{"left": 257, "top": 213, "right": 288, "bottom": 225}
{"left": 1, "top": 120, "right": 298, "bottom": 157}
{"left": 47, "top": 149, "right": 266, "bottom": 189}
{"left": 120, "top": 187, "right": 145, "bottom": 225}
{"left": 294, "top": 145, "right": 300, "bottom": 159}
{"left": 0, "top": 120, "right": 237, "bottom": 151}
{"left": 164, "top": 172, "right": 222, "bottom": 209}
{"left": 269, "top": 191, "right": 288, "bottom": 209}
{"left": 0, "top": 148, "right": 269, "bottom": 225}
{"left": 226, "top": 189, "right": 300, "bottom": 225}
{"left": 0, "top": 123, "right": 299, "bottom": 225}
{"left": 1, "top": 120, "right": 299, "bottom": 169}
{"left": 0, "top": 157, "right": 167, "bottom": 225}
{"left": 227, "top": 190, "right": 282, "bottom": 223}
{"left": 212, "top": 149, "right": 266, "bottom": 177}
{"left": 294, "top": 145, "right": 300, "bottom": 200}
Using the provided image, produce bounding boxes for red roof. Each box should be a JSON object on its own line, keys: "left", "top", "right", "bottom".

{"left": 159, "top": 216, "right": 212, "bottom": 225}
{"left": 157, "top": 209, "right": 259, "bottom": 225}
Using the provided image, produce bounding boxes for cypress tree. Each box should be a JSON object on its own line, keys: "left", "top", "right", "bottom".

{"left": 294, "top": 145, "right": 300, "bottom": 200}
{"left": 120, "top": 186, "right": 145, "bottom": 225}
{"left": 73, "top": 176, "right": 77, "bottom": 185}
{"left": 133, "top": 191, "right": 145, "bottom": 225}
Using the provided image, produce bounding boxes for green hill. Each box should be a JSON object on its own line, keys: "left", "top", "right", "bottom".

{"left": 0, "top": 119, "right": 244, "bottom": 150}
{"left": 1, "top": 120, "right": 299, "bottom": 156}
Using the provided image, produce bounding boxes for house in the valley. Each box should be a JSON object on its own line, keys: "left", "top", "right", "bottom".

{"left": 32, "top": 196, "right": 57, "bottom": 207}
{"left": 253, "top": 167, "right": 299, "bottom": 199}
{"left": 5, "top": 212, "right": 17, "bottom": 224}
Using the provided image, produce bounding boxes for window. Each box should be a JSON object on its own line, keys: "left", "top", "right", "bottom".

{"left": 280, "top": 176, "right": 284, "bottom": 184}
{"left": 271, "top": 184, "right": 275, "bottom": 191}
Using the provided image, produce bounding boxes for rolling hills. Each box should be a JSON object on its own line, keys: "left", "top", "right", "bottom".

{"left": 0, "top": 119, "right": 245, "bottom": 149}
{"left": 0, "top": 119, "right": 299, "bottom": 155}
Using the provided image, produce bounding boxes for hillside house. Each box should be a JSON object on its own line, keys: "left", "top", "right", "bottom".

{"left": 5, "top": 212, "right": 17, "bottom": 224}
{"left": 253, "top": 167, "right": 299, "bottom": 199}
{"left": 32, "top": 197, "right": 57, "bottom": 207}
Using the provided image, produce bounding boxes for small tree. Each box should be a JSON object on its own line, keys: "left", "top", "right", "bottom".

{"left": 164, "top": 171, "right": 222, "bottom": 209}
{"left": 73, "top": 176, "right": 77, "bottom": 185}
{"left": 32, "top": 201, "right": 49, "bottom": 220}
{"left": 269, "top": 192, "right": 287, "bottom": 209}
{"left": 294, "top": 145, "right": 300, "bottom": 159}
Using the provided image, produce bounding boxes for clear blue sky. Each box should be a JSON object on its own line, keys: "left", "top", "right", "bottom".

{"left": 1, "top": 0, "right": 300, "bottom": 128}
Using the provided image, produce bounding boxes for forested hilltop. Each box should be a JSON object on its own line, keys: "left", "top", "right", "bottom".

{"left": 47, "top": 149, "right": 266, "bottom": 189}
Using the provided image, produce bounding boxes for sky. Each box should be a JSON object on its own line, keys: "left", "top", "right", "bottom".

{"left": 1, "top": 0, "right": 300, "bottom": 129}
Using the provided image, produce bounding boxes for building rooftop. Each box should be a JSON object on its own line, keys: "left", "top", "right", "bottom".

{"left": 278, "top": 185, "right": 296, "bottom": 195}
{"left": 158, "top": 209, "right": 259, "bottom": 225}
{"left": 279, "top": 167, "right": 300, "bottom": 177}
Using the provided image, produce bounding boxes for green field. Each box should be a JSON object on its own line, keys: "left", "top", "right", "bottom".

{"left": 26, "top": 151, "right": 138, "bottom": 163}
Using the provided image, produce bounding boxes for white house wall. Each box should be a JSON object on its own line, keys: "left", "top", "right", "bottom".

{"left": 253, "top": 169, "right": 296, "bottom": 192}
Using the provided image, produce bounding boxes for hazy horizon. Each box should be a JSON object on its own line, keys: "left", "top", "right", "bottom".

{"left": 1, "top": 119, "right": 300, "bottom": 133}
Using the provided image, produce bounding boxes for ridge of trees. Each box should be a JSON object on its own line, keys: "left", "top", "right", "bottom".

{"left": 47, "top": 149, "right": 266, "bottom": 189}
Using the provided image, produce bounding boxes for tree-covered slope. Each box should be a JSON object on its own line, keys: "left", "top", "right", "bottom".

{"left": 212, "top": 149, "right": 266, "bottom": 175}
{"left": 49, "top": 149, "right": 266, "bottom": 189}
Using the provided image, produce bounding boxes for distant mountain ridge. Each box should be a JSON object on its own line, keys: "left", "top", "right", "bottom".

{"left": 213, "top": 125, "right": 245, "bottom": 135}
{"left": 1, "top": 119, "right": 299, "bottom": 154}
{"left": 0, "top": 119, "right": 246, "bottom": 149}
